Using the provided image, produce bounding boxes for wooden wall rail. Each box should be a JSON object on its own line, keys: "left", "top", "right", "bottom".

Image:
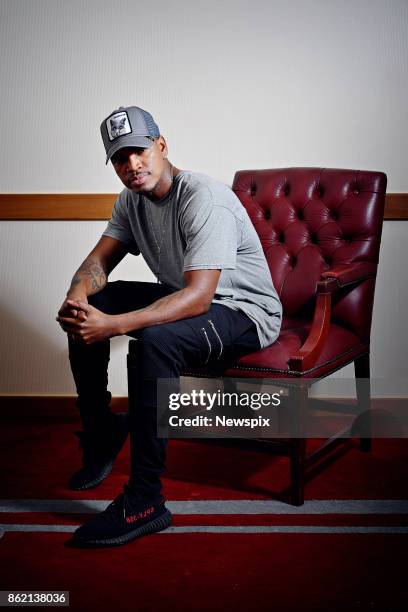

{"left": 0, "top": 194, "right": 116, "bottom": 220}
{"left": 0, "top": 193, "right": 406, "bottom": 220}
{"left": 385, "top": 194, "right": 408, "bottom": 220}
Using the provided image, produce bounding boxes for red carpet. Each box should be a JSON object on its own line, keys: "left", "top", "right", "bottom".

{"left": 1, "top": 407, "right": 408, "bottom": 611}
{"left": 2, "top": 532, "right": 407, "bottom": 612}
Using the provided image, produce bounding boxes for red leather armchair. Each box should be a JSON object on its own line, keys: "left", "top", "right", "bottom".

{"left": 180, "top": 167, "right": 387, "bottom": 505}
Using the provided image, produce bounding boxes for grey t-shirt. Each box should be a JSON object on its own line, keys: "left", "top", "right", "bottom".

{"left": 102, "top": 170, "right": 282, "bottom": 349}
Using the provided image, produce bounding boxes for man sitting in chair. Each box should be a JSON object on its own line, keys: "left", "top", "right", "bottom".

{"left": 56, "top": 105, "right": 282, "bottom": 547}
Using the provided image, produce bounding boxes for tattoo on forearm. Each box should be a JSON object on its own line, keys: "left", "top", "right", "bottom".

{"left": 70, "top": 258, "right": 107, "bottom": 292}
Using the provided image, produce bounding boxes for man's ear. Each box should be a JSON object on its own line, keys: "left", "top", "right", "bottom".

{"left": 157, "top": 135, "right": 168, "bottom": 157}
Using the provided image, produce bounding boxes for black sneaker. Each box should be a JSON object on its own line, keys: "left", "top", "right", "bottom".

{"left": 69, "top": 412, "right": 129, "bottom": 491}
{"left": 71, "top": 485, "right": 172, "bottom": 547}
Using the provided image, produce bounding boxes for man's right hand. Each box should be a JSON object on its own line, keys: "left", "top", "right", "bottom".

{"left": 57, "top": 295, "right": 88, "bottom": 324}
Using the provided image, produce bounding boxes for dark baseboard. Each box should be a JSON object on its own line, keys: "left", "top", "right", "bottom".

{"left": 0, "top": 396, "right": 128, "bottom": 418}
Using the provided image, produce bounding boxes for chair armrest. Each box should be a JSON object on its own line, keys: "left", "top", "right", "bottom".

{"left": 317, "top": 262, "right": 377, "bottom": 294}
{"left": 288, "top": 292, "right": 331, "bottom": 373}
{"left": 288, "top": 262, "right": 376, "bottom": 373}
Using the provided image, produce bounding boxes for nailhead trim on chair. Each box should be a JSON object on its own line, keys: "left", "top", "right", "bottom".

{"left": 229, "top": 344, "right": 366, "bottom": 376}
{"left": 181, "top": 344, "right": 367, "bottom": 378}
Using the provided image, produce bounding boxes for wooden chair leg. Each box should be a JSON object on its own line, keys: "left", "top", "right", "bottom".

{"left": 289, "top": 385, "right": 308, "bottom": 505}
{"left": 354, "top": 353, "right": 372, "bottom": 452}
{"left": 290, "top": 438, "right": 307, "bottom": 505}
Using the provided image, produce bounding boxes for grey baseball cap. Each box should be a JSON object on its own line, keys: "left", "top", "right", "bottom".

{"left": 100, "top": 106, "right": 160, "bottom": 164}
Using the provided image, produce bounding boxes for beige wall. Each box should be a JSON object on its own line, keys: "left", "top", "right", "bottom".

{"left": 0, "top": 0, "right": 407, "bottom": 395}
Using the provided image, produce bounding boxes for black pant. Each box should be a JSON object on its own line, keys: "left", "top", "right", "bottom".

{"left": 68, "top": 280, "right": 261, "bottom": 498}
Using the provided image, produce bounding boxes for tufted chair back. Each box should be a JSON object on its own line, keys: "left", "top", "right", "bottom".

{"left": 232, "top": 168, "right": 387, "bottom": 342}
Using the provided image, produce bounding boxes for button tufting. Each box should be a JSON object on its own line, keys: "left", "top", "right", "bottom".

{"left": 284, "top": 185, "right": 290, "bottom": 196}
{"left": 279, "top": 232, "right": 285, "bottom": 243}
{"left": 250, "top": 185, "right": 257, "bottom": 196}
{"left": 297, "top": 210, "right": 304, "bottom": 220}
{"left": 291, "top": 256, "right": 297, "bottom": 266}
{"left": 317, "top": 187, "right": 324, "bottom": 198}
{"left": 331, "top": 211, "right": 338, "bottom": 220}
{"left": 264, "top": 210, "right": 271, "bottom": 220}
{"left": 311, "top": 234, "right": 318, "bottom": 244}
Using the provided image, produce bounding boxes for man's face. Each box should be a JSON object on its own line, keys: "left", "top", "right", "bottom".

{"left": 110, "top": 137, "right": 168, "bottom": 196}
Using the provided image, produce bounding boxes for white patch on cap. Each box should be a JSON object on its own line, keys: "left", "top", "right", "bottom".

{"left": 106, "top": 111, "right": 132, "bottom": 141}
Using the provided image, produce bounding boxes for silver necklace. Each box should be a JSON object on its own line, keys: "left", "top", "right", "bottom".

{"left": 146, "top": 163, "right": 174, "bottom": 283}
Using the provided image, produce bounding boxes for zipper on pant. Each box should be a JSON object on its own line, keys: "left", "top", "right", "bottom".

{"left": 201, "top": 327, "right": 212, "bottom": 364}
{"left": 208, "top": 319, "right": 223, "bottom": 359}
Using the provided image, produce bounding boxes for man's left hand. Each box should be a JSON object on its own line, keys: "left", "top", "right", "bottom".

{"left": 56, "top": 300, "right": 121, "bottom": 344}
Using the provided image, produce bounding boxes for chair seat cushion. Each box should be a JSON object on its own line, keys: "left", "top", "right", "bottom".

{"left": 181, "top": 317, "right": 367, "bottom": 379}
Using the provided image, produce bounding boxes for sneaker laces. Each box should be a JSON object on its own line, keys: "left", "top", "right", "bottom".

{"left": 103, "top": 485, "right": 163, "bottom": 522}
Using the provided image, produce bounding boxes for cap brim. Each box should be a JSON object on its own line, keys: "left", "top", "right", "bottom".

{"left": 105, "top": 134, "right": 155, "bottom": 164}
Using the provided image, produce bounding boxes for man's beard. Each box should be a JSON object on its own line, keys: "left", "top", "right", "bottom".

{"left": 139, "top": 176, "right": 166, "bottom": 201}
